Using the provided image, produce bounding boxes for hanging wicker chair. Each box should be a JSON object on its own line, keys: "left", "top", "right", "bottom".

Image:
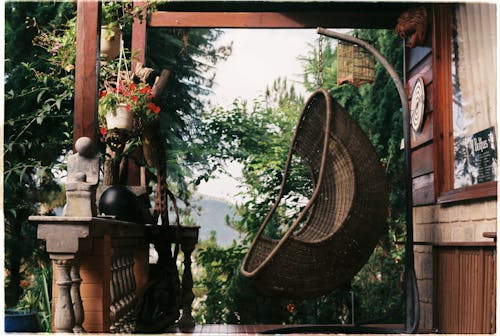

{"left": 240, "top": 89, "right": 389, "bottom": 299}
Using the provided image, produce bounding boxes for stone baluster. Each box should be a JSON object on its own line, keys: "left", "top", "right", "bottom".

{"left": 125, "top": 255, "right": 136, "bottom": 333}
{"left": 178, "top": 243, "right": 196, "bottom": 328}
{"left": 114, "top": 256, "right": 124, "bottom": 332}
{"left": 71, "top": 263, "right": 86, "bottom": 333}
{"left": 118, "top": 256, "right": 128, "bottom": 332}
{"left": 109, "top": 255, "right": 118, "bottom": 333}
{"left": 54, "top": 259, "right": 76, "bottom": 333}
{"left": 121, "top": 256, "right": 131, "bottom": 333}
{"left": 127, "top": 255, "right": 135, "bottom": 332}
{"left": 109, "top": 250, "right": 138, "bottom": 333}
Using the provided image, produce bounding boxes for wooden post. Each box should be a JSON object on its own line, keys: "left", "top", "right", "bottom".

{"left": 74, "top": 1, "right": 101, "bottom": 153}
{"left": 132, "top": 1, "right": 148, "bottom": 70}
{"left": 127, "top": 1, "right": 148, "bottom": 186}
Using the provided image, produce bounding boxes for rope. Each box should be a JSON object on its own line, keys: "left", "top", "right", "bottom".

{"left": 116, "top": 25, "right": 130, "bottom": 91}
{"left": 317, "top": 35, "right": 324, "bottom": 88}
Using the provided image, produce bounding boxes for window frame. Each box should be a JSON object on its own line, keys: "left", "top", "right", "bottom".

{"left": 432, "top": 4, "right": 497, "bottom": 204}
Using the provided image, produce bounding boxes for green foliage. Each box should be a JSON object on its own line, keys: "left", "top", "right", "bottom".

{"left": 145, "top": 25, "right": 232, "bottom": 200}
{"left": 196, "top": 29, "right": 406, "bottom": 325}
{"left": 101, "top": 0, "right": 148, "bottom": 29}
{"left": 16, "top": 262, "right": 52, "bottom": 332}
{"left": 4, "top": 1, "right": 75, "bottom": 308}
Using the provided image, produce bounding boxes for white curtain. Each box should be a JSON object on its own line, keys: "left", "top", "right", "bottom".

{"left": 453, "top": 3, "right": 497, "bottom": 136}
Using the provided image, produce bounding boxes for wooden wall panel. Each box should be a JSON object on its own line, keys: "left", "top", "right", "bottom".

{"left": 411, "top": 112, "right": 433, "bottom": 148}
{"left": 413, "top": 173, "right": 435, "bottom": 205}
{"left": 411, "top": 144, "right": 434, "bottom": 177}
{"left": 407, "top": 59, "right": 433, "bottom": 94}
{"left": 408, "top": 46, "right": 432, "bottom": 69}
{"left": 434, "top": 247, "right": 496, "bottom": 333}
{"left": 406, "top": 33, "right": 435, "bottom": 206}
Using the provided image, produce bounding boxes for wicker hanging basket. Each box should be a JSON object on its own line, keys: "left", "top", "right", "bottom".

{"left": 337, "top": 42, "right": 375, "bottom": 87}
{"left": 240, "top": 89, "right": 388, "bottom": 299}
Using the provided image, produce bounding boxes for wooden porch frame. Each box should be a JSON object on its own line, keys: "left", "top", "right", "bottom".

{"left": 74, "top": 1, "right": 408, "bottom": 184}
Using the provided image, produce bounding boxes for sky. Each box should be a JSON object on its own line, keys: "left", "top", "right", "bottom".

{"left": 196, "top": 29, "right": 319, "bottom": 203}
{"left": 208, "top": 29, "right": 319, "bottom": 105}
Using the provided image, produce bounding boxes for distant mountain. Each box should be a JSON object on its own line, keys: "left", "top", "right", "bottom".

{"left": 189, "top": 195, "right": 242, "bottom": 247}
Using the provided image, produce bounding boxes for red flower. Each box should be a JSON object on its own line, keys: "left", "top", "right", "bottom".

{"left": 286, "top": 303, "right": 296, "bottom": 313}
{"left": 100, "top": 90, "right": 107, "bottom": 98}
{"left": 140, "top": 85, "right": 152, "bottom": 94}
{"left": 126, "top": 104, "right": 131, "bottom": 112}
{"left": 131, "top": 95, "right": 138, "bottom": 102}
{"left": 129, "top": 83, "right": 136, "bottom": 91}
{"left": 99, "top": 127, "right": 107, "bottom": 136}
{"left": 147, "top": 102, "right": 160, "bottom": 114}
{"left": 20, "top": 280, "right": 30, "bottom": 288}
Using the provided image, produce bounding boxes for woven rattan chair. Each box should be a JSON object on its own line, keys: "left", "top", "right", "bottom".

{"left": 241, "top": 89, "right": 388, "bottom": 299}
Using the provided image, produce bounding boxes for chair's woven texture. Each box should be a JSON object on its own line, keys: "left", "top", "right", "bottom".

{"left": 241, "top": 89, "right": 388, "bottom": 299}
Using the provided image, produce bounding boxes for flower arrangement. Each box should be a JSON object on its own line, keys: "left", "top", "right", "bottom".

{"left": 98, "top": 81, "right": 161, "bottom": 135}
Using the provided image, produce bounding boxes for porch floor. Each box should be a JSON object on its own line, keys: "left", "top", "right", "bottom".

{"left": 163, "top": 323, "right": 405, "bottom": 334}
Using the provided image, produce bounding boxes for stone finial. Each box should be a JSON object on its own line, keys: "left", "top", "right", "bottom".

{"left": 63, "top": 137, "right": 99, "bottom": 217}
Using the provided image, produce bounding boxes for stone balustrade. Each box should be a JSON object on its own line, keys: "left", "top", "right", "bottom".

{"left": 110, "top": 248, "right": 138, "bottom": 332}
{"left": 144, "top": 225, "right": 200, "bottom": 332}
{"left": 29, "top": 216, "right": 146, "bottom": 333}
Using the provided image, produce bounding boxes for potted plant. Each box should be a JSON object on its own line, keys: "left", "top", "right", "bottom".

{"left": 100, "top": 1, "right": 145, "bottom": 61}
{"left": 98, "top": 81, "right": 161, "bottom": 134}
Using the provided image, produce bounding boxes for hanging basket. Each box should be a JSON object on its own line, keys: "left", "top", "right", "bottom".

{"left": 241, "top": 89, "right": 388, "bottom": 299}
{"left": 337, "top": 42, "right": 375, "bottom": 87}
{"left": 105, "top": 103, "right": 133, "bottom": 131}
{"left": 100, "top": 25, "right": 122, "bottom": 62}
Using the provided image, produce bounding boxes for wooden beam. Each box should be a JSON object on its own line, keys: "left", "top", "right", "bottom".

{"left": 74, "top": 1, "right": 100, "bottom": 152}
{"left": 131, "top": 1, "right": 147, "bottom": 70}
{"left": 128, "top": 1, "right": 148, "bottom": 186}
{"left": 149, "top": 11, "right": 399, "bottom": 29}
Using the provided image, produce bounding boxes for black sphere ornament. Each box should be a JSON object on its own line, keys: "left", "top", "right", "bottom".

{"left": 99, "top": 185, "right": 141, "bottom": 222}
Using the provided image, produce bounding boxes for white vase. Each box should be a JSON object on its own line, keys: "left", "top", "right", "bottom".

{"left": 105, "top": 103, "right": 133, "bottom": 131}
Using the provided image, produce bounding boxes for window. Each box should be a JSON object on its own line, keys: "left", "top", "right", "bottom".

{"left": 434, "top": 4, "right": 497, "bottom": 202}
{"left": 451, "top": 3, "right": 497, "bottom": 189}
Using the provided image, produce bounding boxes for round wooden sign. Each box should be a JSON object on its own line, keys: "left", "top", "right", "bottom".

{"left": 410, "top": 77, "right": 425, "bottom": 132}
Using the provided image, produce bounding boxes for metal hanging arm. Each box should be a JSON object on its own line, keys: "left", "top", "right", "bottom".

{"left": 316, "top": 27, "right": 419, "bottom": 333}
